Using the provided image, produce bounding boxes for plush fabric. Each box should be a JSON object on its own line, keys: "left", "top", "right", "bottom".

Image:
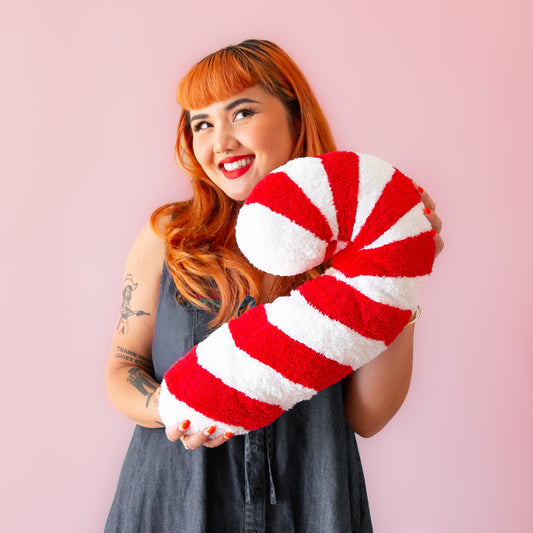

{"left": 158, "top": 151, "right": 435, "bottom": 437}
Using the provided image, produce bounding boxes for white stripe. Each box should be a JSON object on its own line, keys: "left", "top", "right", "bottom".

{"left": 280, "top": 156, "right": 339, "bottom": 239}
{"left": 158, "top": 380, "right": 248, "bottom": 437}
{"left": 333, "top": 240, "right": 350, "bottom": 255}
{"left": 196, "top": 324, "right": 316, "bottom": 410}
{"left": 351, "top": 154, "right": 395, "bottom": 241}
{"left": 265, "top": 292, "right": 387, "bottom": 370}
{"left": 363, "top": 203, "right": 432, "bottom": 250}
{"left": 327, "top": 268, "right": 426, "bottom": 310}
{"left": 236, "top": 203, "right": 328, "bottom": 275}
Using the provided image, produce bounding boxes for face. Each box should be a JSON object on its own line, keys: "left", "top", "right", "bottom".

{"left": 189, "top": 85, "right": 296, "bottom": 201}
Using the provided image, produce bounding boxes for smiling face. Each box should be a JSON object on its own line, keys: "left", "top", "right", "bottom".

{"left": 189, "top": 86, "right": 296, "bottom": 201}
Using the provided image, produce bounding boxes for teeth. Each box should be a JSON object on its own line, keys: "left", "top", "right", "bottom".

{"left": 223, "top": 156, "right": 254, "bottom": 171}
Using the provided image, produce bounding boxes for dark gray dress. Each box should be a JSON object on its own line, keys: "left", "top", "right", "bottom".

{"left": 105, "top": 264, "right": 373, "bottom": 532}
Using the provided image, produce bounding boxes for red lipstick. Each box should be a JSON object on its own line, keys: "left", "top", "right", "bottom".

{"left": 219, "top": 155, "right": 255, "bottom": 180}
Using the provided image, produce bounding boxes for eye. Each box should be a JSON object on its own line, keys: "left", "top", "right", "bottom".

{"left": 191, "top": 120, "right": 211, "bottom": 132}
{"left": 233, "top": 108, "right": 256, "bottom": 121}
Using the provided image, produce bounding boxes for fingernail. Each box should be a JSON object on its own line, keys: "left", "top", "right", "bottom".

{"left": 430, "top": 229, "right": 437, "bottom": 237}
{"left": 180, "top": 420, "right": 191, "bottom": 430}
{"left": 418, "top": 186, "right": 424, "bottom": 194}
{"left": 204, "top": 426, "right": 216, "bottom": 436}
{"left": 224, "top": 432, "right": 234, "bottom": 439}
{"left": 424, "top": 206, "right": 432, "bottom": 215}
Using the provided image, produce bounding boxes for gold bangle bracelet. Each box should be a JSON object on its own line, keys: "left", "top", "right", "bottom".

{"left": 405, "top": 306, "right": 421, "bottom": 327}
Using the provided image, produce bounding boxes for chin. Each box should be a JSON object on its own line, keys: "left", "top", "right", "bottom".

{"left": 230, "top": 192, "right": 252, "bottom": 203}
{"left": 227, "top": 184, "right": 258, "bottom": 202}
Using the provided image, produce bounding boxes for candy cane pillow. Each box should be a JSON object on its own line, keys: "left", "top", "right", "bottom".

{"left": 158, "top": 151, "right": 435, "bottom": 437}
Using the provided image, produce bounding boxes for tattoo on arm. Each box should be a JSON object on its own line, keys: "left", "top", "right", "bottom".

{"left": 117, "top": 273, "right": 151, "bottom": 334}
{"left": 126, "top": 368, "right": 159, "bottom": 408}
{"left": 114, "top": 345, "right": 154, "bottom": 373}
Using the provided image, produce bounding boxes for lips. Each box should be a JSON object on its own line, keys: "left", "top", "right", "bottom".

{"left": 219, "top": 155, "right": 255, "bottom": 180}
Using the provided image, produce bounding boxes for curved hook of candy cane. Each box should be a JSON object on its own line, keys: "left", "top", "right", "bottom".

{"left": 158, "top": 152, "right": 435, "bottom": 438}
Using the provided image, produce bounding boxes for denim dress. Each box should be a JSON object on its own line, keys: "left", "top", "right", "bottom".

{"left": 105, "top": 264, "right": 373, "bottom": 532}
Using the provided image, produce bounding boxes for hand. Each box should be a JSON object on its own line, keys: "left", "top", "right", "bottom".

{"left": 414, "top": 182, "right": 444, "bottom": 258}
{"left": 164, "top": 420, "right": 233, "bottom": 450}
{"left": 155, "top": 387, "right": 234, "bottom": 449}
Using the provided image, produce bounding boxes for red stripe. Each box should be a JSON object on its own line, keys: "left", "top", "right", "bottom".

{"left": 245, "top": 171, "right": 333, "bottom": 242}
{"left": 352, "top": 169, "right": 420, "bottom": 250}
{"left": 298, "top": 275, "right": 411, "bottom": 344}
{"left": 320, "top": 152, "right": 359, "bottom": 242}
{"left": 333, "top": 233, "right": 435, "bottom": 278}
{"left": 228, "top": 305, "right": 353, "bottom": 390}
{"left": 164, "top": 348, "right": 284, "bottom": 431}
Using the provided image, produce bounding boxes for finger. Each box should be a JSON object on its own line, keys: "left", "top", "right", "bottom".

{"left": 165, "top": 419, "right": 191, "bottom": 442}
{"left": 413, "top": 183, "right": 444, "bottom": 259}
{"left": 421, "top": 208, "right": 444, "bottom": 259}
{"left": 412, "top": 182, "right": 437, "bottom": 211}
{"left": 202, "top": 431, "right": 234, "bottom": 449}
{"left": 422, "top": 192, "right": 436, "bottom": 212}
{"left": 180, "top": 426, "right": 217, "bottom": 450}
{"left": 434, "top": 234, "right": 444, "bottom": 258}
{"left": 424, "top": 209, "right": 443, "bottom": 235}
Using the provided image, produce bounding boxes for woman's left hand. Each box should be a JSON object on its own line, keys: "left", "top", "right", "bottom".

{"left": 414, "top": 182, "right": 444, "bottom": 258}
{"left": 165, "top": 421, "right": 233, "bottom": 450}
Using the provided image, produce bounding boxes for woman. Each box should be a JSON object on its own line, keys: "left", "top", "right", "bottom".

{"left": 105, "top": 39, "right": 443, "bottom": 532}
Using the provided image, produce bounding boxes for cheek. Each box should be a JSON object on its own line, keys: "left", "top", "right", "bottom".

{"left": 191, "top": 138, "right": 202, "bottom": 161}
{"left": 192, "top": 138, "right": 211, "bottom": 169}
{"left": 257, "top": 123, "right": 293, "bottom": 160}
{"left": 272, "top": 118, "right": 296, "bottom": 158}
{"left": 192, "top": 151, "right": 215, "bottom": 184}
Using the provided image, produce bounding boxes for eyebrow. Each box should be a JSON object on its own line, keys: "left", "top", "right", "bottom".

{"left": 189, "top": 98, "right": 260, "bottom": 123}
{"left": 225, "top": 97, "right": 260, "bottom": 111}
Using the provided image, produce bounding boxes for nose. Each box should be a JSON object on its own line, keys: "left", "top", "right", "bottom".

{"left": 213, "top": 123, "right": 239, "bottom": 155}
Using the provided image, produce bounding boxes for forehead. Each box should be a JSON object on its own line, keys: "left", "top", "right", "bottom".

{"left": 188, "top": 85, "right": 274, "bottom": 114}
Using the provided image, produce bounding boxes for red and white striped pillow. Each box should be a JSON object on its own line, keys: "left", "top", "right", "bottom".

{"left": 158, "top": 151, "right": 435, "bottom": 437}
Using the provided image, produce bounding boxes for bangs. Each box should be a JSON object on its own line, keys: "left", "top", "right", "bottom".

{"left": 177, "top": 48, "right": 260, "bottom": 111}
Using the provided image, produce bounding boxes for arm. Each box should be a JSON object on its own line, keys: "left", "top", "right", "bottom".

{"left": 105, "top": 222, "right": 234, "bottom": 447}
{"left": 344, "top": 184, "right": 443, "bottom": 437}
{"left": 343, "top": 324, "right": 415, "bottom": 437}
{"left": 105, "top": 222, "right": 166, "bottom": 428}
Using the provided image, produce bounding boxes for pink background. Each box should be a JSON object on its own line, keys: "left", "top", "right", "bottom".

{"left": 2, "top": 0, "right": 532, "bottom": 531}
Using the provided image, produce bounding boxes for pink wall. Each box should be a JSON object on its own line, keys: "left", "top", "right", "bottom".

{"left": 2, "top": 1, "right": 531, "bottom": 531}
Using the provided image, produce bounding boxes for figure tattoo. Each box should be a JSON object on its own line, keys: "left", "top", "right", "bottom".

{"left": 117, "top": 273, "right": 151, "bottom": 334}
{"left": 126, "top": 368, "right": 158, "bottom": 408}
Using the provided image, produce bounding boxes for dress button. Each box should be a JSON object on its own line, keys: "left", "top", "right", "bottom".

{"left": 251, "top": 444, "right": 258, "bottom": 453}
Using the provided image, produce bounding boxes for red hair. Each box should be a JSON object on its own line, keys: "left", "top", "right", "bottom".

{"left": 151, "top": 39, "right": 337, "bottom": 327}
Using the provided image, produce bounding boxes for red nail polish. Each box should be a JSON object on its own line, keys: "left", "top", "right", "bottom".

{"left": 430, "top": 229, "right": 437, "bottom": 237}
{"left": 180, "top": 420, "right": 191, "bottom": 430}
{"left": 224, "top": 432, "right": 234, "bottom": 439}
{"left": 424, "top": 206, "right": 432, "bottom": 215}
{"left": 418, "top": 186, "right": 424, "bottom": 194}
{"left": 205, "top": 426, "right": 216, "bottom": 435}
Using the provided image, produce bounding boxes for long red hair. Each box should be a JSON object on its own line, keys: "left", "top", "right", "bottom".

{"left": 151, "top": 39, "right": 337, "bottom": 327}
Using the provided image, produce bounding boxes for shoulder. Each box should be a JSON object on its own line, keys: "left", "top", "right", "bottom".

{"left": 131, "top": 221, "right": 166, "bottom": 258}
{"left": 124, "top": 221, "right": 167, "bottom": 286}
{"left": 151, "top": 212, "right": 173, "bottom": 240}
